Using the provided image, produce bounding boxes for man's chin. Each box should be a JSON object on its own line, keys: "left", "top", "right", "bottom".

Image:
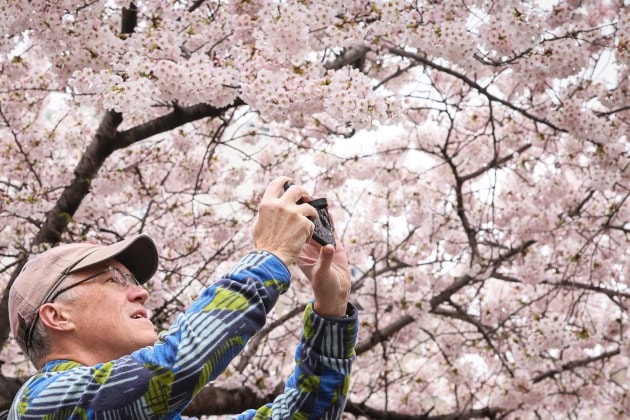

{"left": 140, "top": 331, "right": 159, "bottom": 346}
{"left": 132, "top": 323, "right": 159, "bottom": 347}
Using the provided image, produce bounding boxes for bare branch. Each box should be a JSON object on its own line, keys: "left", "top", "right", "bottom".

{"left": 355, "top": 314, "right": 415, "bottom": 355}
{"left": 387, "top": 46, "right": 565, "bottom": 133}
{"left": 532, "top": 347, "right": 620, "bottom": 383}
{"left": 324, "top": 44, "right": 371, "bottom": 70}
{"left": 345, "top": 400, "right": 503, "bottom": 420}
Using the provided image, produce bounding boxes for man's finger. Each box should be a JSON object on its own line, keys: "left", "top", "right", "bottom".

{"left": 299, "top": 204, "right": 319, "bottom": 220}
{"left": 282, "top": 183, "right": 313, "bottom": 206}
{"left": 261, "top": 176, "right": 292, "bottom": 201}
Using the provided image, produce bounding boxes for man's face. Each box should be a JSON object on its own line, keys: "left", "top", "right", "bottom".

{"left": 56, "top": 259, "right": 158, "bottom": 362}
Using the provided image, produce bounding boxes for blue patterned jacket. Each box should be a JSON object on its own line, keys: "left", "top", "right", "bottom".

{"left": 9, "top": 251, "right": 359, "bottom": 419}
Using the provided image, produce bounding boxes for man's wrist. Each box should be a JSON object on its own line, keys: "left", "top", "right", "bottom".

{"left": 255, "top": 246, "right": 293, "bottom": 267}
{"left": 258, "top": 243, "right": 299, "bottom": 267}
{"left": 313, "top": 301, "right": 349, "bottom": 318}
{"left": 302, "top": 302, "right": 359, "bottom": 359}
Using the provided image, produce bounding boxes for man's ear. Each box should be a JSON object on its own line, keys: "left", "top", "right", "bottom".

{"left": 38, "top": 303, "right": 75, "bottom": 332}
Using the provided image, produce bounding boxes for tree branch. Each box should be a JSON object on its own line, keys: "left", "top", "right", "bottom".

{"left": 114, "top": 99, "right": 243, "bottom": 150}
{"left": 429, "top": 240, "right": 536, "bottom": 309}
{"left": 121, "top": 2, "right": 137, "bottom": 34}
{"left": 235, "top": 304, "right": 305, "bottom": 371}
{"left": 323, "top": 44, "right": 370, "bottom": 70}
{"left": 355, "top": 314, "right": 415, "bottom": 355}
{"left": 183, "top": 383, "right": 277, "bottom": 417}
{"left": 543, "top": 280, "right": 630, "bottom": 300}
{"left": 532, "top": 347, "right": 620, "bottom": 383}
{"left": 34, "top": 110, "right": 123, "bottom": 245}
{"left": 387, "top": 46, "right": 565, "bottom": 133}
{"left": 345, "top": 400, "right": 503, "bottom": 419}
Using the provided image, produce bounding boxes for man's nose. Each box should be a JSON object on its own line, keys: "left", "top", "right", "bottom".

{"left": 128, "top": 284, "right": 149, "bottom": 304}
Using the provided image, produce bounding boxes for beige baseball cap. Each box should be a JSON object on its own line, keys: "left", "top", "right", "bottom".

{"left": 8, "top": 234, "right": 159, "bottom": 356}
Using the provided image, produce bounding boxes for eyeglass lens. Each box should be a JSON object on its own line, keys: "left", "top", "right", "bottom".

{"left": 109, "top": 267, "right": 140, "bottom": 287}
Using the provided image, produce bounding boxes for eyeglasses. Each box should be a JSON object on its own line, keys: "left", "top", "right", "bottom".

{"left": 49, "top": 266, "right": 140, "bottom": 303}
{"left": 24, "top": 267, "right": 141, "bottom": 352}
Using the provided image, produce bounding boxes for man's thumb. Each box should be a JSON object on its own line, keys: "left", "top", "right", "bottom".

{"left": 317, "top": 245, "right": 335, "bottom": 274}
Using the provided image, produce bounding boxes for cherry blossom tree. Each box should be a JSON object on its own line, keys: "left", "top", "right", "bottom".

{"left": 1, "top": 0, "right": 628, "bottom": 418}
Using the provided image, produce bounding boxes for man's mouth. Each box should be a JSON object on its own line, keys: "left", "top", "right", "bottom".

{"left": 131, "top": 309, "right": 148, "bottom": 319}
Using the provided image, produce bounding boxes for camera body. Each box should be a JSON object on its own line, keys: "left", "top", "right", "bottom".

{"left": 283, "top": 182, "right": 336, "bottom": 247}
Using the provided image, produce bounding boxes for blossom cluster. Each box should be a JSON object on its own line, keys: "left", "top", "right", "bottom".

{"left": 0, "top": 0, "right": 627, "bottom": 418}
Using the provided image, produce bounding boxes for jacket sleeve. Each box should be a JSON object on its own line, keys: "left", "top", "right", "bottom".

{"left": 9, "top": 251, "right": 291, "bottom": 419}
{"left": 234, "top": 302, "right": 359, "bottom": 420}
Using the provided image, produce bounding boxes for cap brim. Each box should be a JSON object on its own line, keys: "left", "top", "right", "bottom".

{"left": 68, "top": 234, "right": 158, "bottom": 284}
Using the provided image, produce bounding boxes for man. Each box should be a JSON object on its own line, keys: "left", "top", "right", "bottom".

{"left": 7, "top": 177, "right": 358, "bottom": 419}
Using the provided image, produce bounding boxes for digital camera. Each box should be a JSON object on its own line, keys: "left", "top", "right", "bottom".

{"left": 283, "top": 181, "right": 336, "bottom": 247}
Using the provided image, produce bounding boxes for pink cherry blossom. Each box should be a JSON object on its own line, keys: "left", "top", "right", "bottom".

{"left": 0, "top": 0, "right": 628, "bottom": 418}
